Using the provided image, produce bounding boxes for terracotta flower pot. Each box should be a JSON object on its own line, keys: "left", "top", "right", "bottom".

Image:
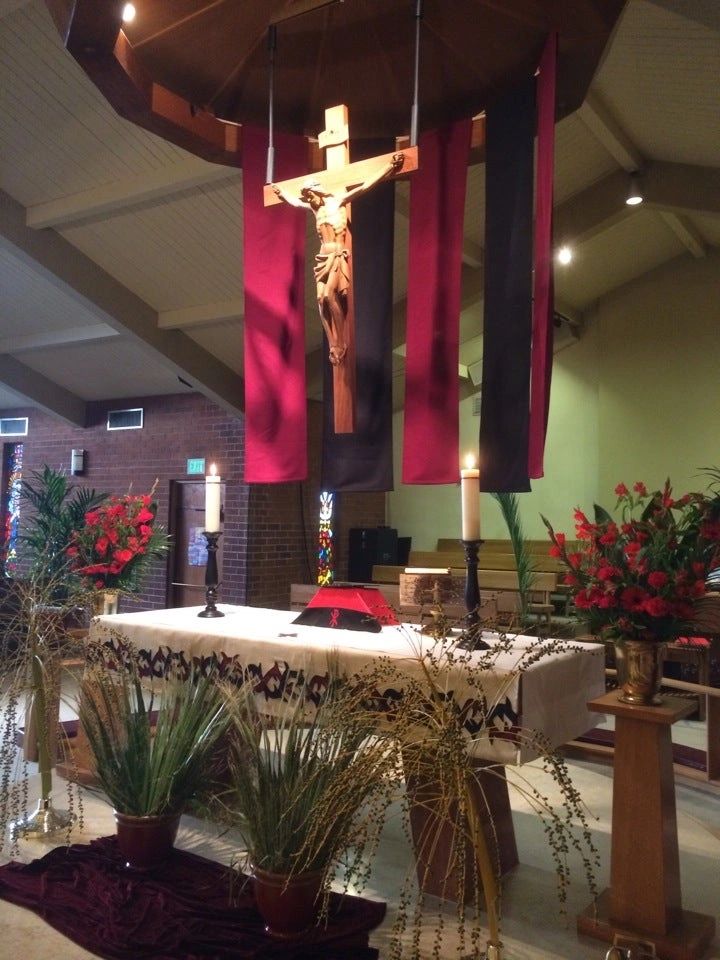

{"left": 252, "top": 866, "right": 324, "bottom": 939}
{"left": 114, "top": 810, "right": 181, "bottom": 870}
{"left": 615, "top": 639, "right": 667, "bottom": 706}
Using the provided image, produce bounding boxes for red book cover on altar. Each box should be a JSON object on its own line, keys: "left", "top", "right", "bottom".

{"left": 292, "top": 585, "right": 399, "bottom": 632}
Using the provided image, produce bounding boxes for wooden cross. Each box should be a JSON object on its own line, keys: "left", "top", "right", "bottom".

{"left": 265, "top": 104, "right": 418, "bottom": 433}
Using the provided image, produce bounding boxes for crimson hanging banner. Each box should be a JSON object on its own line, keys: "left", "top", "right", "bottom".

{"left": 243, "top": 126, "right": 307, "bottom": 483}
{"left": 479, "top": 79, "right": 535, "bottom": 493}
{"left": 402, "top": 119, "right": 471, "bottom": 485}
{"left": 528, "top": 33, "right": 558, "bottom": 480}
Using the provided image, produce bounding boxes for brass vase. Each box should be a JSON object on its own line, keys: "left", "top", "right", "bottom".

{"left": 615, "top": 639, "right": 667, "bottom": 705}
{"left": 92, "top": 589, "right": 120, "bottom": 617}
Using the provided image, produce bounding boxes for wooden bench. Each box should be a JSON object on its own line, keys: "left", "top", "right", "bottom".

{"left": 370, "top": 566, "right": 558, "bottom": 627}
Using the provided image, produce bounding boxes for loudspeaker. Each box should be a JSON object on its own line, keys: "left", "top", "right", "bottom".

{"left": 348, "top": 527, "right": 398, "bottom": 582}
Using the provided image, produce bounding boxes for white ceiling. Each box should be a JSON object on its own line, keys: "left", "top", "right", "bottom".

{"left": 0, "top": 0, "right": 718, "bottom": 422}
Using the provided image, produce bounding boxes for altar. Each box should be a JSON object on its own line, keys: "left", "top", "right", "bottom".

{"left": 88, "top": 605, "right": 605, "bottom": 766}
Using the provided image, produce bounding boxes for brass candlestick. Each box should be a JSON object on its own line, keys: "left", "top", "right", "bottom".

{"left": 198, "top": 530, "right": 224, "bottom": 618}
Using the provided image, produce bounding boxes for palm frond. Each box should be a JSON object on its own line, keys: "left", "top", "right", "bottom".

{"left": 491, "top": 491, "right": 536, "bottom": 617}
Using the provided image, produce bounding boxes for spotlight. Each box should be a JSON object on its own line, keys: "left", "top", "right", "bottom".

{"left": 626, "top": 172, "right": 644, "bottom": 206}
{"left": 122, "top": 3, "right": 136, "bottom": 23}
{"left": 557, "top": 245, "right": 573, "bottom": 265}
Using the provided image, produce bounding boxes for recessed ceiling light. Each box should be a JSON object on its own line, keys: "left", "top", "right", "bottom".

{"left": 557, "top": 245, "right": 573, "bottom": 265}
{"left": 122, "top": 3, "right": 136, "bottom": 23}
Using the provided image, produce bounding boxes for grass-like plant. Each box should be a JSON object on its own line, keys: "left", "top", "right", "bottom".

{"left": 79, "top": 657, "right": 231, "bottom": 817}
{"left": 226, "top": 675, "right": 396, "bottom": 882}
{"left": 0, "top": 568, "right": 89, "bottom": 849}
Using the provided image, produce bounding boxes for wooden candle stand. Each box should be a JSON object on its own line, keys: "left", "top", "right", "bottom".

{"left": 577, "top": 691, "right": 715, "bottom": 960}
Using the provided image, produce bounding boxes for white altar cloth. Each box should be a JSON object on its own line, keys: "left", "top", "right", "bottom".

{"left": 89, "top": 605, "right": 605, "bottom": 765}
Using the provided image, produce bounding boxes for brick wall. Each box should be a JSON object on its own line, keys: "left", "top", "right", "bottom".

{"left": 3, "top": 393, "right": 249, "bottom": 611}
{"left": 245, "top": 400, "right": 387, "bottom": 609}
{"left": 3, "top": 394, "right": 387, "bottom": 613}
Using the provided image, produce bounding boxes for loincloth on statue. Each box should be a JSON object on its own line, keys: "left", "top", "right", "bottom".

{"left": 314, "top": 248, "right": 350, "bottom": 292}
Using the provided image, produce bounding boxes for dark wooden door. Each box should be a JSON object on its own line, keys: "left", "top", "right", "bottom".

{"left": 167, "top": 480, "right": 225, "bottom": 608}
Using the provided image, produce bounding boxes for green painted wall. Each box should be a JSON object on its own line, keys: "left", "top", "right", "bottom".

{"left": 388, "top": 321, "right": 600, "bottom": 548}
{"left": 387, "top": 249, "right": 720, "bottom": 551}
{"left": 596, "top": 251, "right": 720, "bottom": 500}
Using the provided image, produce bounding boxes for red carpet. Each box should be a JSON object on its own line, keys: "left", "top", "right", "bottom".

{"left": 0, "top": 836, "right": 384, "bottom": 959}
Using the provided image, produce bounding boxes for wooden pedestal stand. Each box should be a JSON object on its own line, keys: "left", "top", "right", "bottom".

{"left": 577, "top": 691, "right": 715, "bottom": 960}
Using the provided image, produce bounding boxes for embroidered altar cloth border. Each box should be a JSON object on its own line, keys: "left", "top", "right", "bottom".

{"left": 88, "top": 605, "right": 604, "bottom": 766}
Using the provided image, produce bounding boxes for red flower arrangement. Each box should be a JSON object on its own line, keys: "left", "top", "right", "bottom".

{"left": 67, "top": 493, "right": 170, "bottom": 592}
{"left": 543, "top": 478, "right": 720, "bottom": 642}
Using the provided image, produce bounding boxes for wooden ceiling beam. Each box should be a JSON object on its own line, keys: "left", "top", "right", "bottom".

{"left": 0, "top": 188, "right": 245, "bottom": 417}
{"left": 657, "top": 211, "right": 707, "bottom": 259}
{"left": 0, "top": 324, "right": 119, "bottom": 354}
{"left": 158, "top": 299, "right": 244, "bottom": 330}
{"left": 27, "top": 158, "right": 238, "bottom": 230}
{"left": 0, "top": 354, "right": 87, "bottom": 426}
{"left": 577, "top": 93, "right": 644, "bottom": 173}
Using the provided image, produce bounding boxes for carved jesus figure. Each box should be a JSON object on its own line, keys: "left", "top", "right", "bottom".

{"left": 272, "top": 152, "right": 405, "bottom": 366}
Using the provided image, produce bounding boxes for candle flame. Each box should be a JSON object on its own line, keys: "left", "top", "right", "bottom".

{"left": 463, "top": 453, "right": 476, "bottom": 470}
{"left": 209, "top": 463, "right": 217, "bottom": 476}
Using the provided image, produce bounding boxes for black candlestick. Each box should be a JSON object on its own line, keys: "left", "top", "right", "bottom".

{"left": 462, "top": 538, "right": 489, "bottom": 649}
{"left": 198, "top": 530, "right": 224, "bottom": 618}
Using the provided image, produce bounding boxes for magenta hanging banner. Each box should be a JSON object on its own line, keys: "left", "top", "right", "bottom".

{"left": 243, "top": 126, "right": 307, "bottom": 483}
{"left": 528, "top": 33, "right": 558, "bottom": 480}
{"left": 402, "top": 119, "right": 471, "bottom": 484}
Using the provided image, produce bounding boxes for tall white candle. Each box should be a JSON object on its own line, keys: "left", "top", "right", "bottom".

{"left": 460, "top": 453, "right": 480, "bottom": 541}
{"left": 205, "top": 463, "right": 221, "bottom": 532}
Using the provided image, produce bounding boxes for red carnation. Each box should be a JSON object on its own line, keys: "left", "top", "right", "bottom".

{"left": 597, "top": 565, "right": 619, "bottom": 581}
{"left": 647, "top": 571, "right": 668, "bottom": 589}
{"left": 599, "top": 525, "right": 619, "bottom": 546}
{"left": 620, "top": 587, "right": 648, "bottom": 612}
{"left": 643, "top": 596, "right": 671, "bottom": 617}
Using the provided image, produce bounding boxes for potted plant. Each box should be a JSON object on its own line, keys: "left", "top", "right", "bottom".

{"left": 226, "top": 678, "right": 395, "bottom": 939}
{"left": 79, "top": 657, "right": 230, "bottom": 869}
{"left": 543, "top": 477, "right": 720, "bottom": 704}
{"left": 67, "top": 489, "right": 171, "bottom": 614}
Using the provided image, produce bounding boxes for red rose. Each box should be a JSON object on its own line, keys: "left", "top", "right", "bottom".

{"left": 136, "top": 508, "right": 154, "bottom": 524}
{"left": 647, "top": 571, "right": 668, "bottom": 589}
{"left": 614, "top": 483, "right": 629, "bottom": 496}
{"left": 633, "top": 482, "right": 648, "bottom": 497}
{"left": 113, "top": 548, "right": 134, "bottom": 565}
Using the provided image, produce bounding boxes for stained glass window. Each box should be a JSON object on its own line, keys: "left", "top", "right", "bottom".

{"left": 317, "top": 490, "right": 334, "bottom": 585}
{"left": 3, "top": 442, "right": 23, "bottom": 576}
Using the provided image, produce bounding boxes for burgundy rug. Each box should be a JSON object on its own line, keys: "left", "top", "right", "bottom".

{"left": 0, "top": 837, "right": 385, "bottom": 959}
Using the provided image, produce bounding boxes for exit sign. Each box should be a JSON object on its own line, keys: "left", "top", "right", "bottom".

{"left": 186, "top": 458, "right": 205, "bottom": 475}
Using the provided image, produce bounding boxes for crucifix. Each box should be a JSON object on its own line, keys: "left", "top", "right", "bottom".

{"left": 265, "top": 104, "right": 418, "bottom": 433}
